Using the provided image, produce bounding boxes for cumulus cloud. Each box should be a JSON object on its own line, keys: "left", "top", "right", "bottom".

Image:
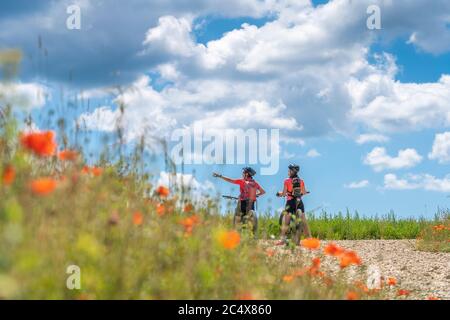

{"left": 428, "top": 132, "right": 450, "bottom": 164}
{"left": 344, "top": 180, "right": 369, "bottom": 189}
{"left": 349, "top": 73, "right": 450, "bottom": 133}
{"left": 384, "top": 173, "right": 450, "bottom": 192}
{"left": 364, "top": 147, "right": 422, "bottom": 171}
{"left": 0, "top": 81, "right": 47, "bottom": 110}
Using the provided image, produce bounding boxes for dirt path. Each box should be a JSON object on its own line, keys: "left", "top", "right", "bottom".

{"left": 260, "top": 239, "right": 450, "bottom": 300}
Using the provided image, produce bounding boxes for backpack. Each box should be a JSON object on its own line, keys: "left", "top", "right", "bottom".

{"left": 243, "top": 179, "right": 258, "bottom": 201}
{"left": 291, "top": 177, "right": 303, "bottom": 198}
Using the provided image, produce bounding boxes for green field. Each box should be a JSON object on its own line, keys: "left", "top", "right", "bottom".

{"left": 254, "top": 210, "right": 447, "bottom": 240}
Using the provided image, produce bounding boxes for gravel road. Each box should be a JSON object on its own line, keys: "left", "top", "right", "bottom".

{"left": 260, "top": 239, "right": 450, "bottom": 300}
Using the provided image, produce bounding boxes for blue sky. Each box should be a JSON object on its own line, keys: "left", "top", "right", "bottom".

{"left": 2, "top": 0, "right": 450, "bottom": 218}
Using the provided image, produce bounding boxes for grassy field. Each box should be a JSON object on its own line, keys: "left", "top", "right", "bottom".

{"left": 1, "top": 53, "right": 448, "bottom": 300}
{"left": 255, "top": 210, "right": 447, "bottom": 240}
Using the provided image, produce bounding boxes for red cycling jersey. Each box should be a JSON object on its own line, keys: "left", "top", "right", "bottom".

{"left": 284, "top": 177, "right": 306, "bottom": 200}
{"left": 230, "top": 178, "right": 262, "bottom": 201}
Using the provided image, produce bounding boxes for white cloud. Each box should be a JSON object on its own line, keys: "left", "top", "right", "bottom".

{"left": 143, "top": 16, "right": 195, "bottom": 57}
{"left": 156, "top": 171, "right": 215, "bottom": 201}
{"left": 306, "top": 149, "right": 321, "bottom": 158}
{"left": 349, "top": 73, "right": 450, "bottom": 132}
{"left": 0, "top": 81, "right": 47, "bottom": 110}
{"left": 344, "top": 180, "right": 369, "bottom": 189}
{"left": 356, "top": 133, "right": 389, "bottom": 145}
{"left": 429, "top": 132, "right": 450, "bottom": 164}
{"left": 364, "top": 147, "right": 422, "bottom": 172}
{"left": 384, "top": 173, "right": 450, "bottom": 192}
{"left": 75, "top": 1, "right": 450, "bottom": 149}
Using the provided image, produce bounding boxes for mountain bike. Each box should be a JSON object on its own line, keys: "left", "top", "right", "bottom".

{"left": 276, "top": 192, "right": 311, "bottom": 245}
{"left": 222, "top": 195, "right": 258, "bottom": 237}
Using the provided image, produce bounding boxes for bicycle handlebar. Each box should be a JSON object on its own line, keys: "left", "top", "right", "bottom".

{"left": 276, "top": 191, "right": 310, "bottom": 197}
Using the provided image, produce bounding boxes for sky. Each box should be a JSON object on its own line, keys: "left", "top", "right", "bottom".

{"left": 1, "top": 0, "right": 450, "bottom": 218}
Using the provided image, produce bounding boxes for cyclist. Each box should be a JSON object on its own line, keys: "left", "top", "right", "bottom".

{"left": 276, "top": 164, "right": 311, "bottom": 245}
{"left": 213, "top": 167, "right": 265, "bottom": 223}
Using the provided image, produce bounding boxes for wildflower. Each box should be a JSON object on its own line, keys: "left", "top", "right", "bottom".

{"left": 179, "top": 215, "right": 200, "bottom": 235}
{"left": 346, "top": 291, "right": 359, "bottom": 300}
{"left": 156, "top": 203, "right": 166, "bottom": 216}
{"left": 387, "top": 277, "right": 397, "bottom": 286}
{"left": 282, "top": 275, "right": 294, "bottom": 283}
{"left": 339, "top": 250, "right": 362, "bottom": 268}
{"left": 20, "top": 131, "right": 56, "bottom": 157}
{"left": 235, "top": 292, "right": 254, "bottom": 300}
{"left": 2, "top": 164, "right": 15, "bottom": 186}
{"left": 133, "top": 211, "right": 143, "bottom": 226}
{"left": 311, "top": 257, "right": 321, "bottom": 269}
{"left": 91, "top": 166, "right": 103, "bottom": 177}
{"left": 397, "top": 289, "right": 410, "bottom": 296}
{"left": 81, "top": 166, "right": 103, "bottom": 176}
{"left": 324, "top": 242, "right": 344, "bottom": 256}
{"left": 183, "top": 203, "right": 194, "bottom": 213}
{"left": 30, "top": 178, "right": 57, "bottom": 196}
{"left": 156, "top": 186, "right": 170, "bottom": 198}
{"left": 427, "top": 296, "right": 440, "bottom": 300}
{"left": 217, "top": 230, "right": 240, "bottom": 250}
{"left": 266, "top": 249, "right": 275, "bottom": 257}
{"left": 300, "top": 237, "right": 320, "bottom": 250}
{"left": 58, "top": 149, "right": 78, "bottom": 161}
{"left": 432, "top": 225, "right": 445, "bottom": 231}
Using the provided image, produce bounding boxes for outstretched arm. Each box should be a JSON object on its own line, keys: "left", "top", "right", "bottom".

{"left": 213, "top": 172, "right": 238, "bottom": 184}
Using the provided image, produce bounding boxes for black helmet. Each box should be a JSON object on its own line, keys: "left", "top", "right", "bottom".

{"left": 288, "top": 164, "right": 300, "bottom": 174}
{"left": 242, "top": 167, "right": 256, "bottom": 177}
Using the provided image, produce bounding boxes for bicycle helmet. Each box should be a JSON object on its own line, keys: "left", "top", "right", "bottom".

{"left": 242, "top": 167, "right": 256, "bottom": 177}
{"left": 288, "top": 164, "right": 300, "bottom": 175}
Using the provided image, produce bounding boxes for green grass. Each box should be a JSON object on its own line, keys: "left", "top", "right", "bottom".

{"left": 254, "top": 209, "right": 443, "bottom": 240}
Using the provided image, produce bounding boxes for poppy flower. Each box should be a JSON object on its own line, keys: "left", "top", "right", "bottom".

{"left": 311, "top": 257, "right": 321, "bottom": 269}
{"left": 282, "top": 275, "right": 294, "bottom": 283}
{"left": 156, "top": 203, "right": 166, "bottom": 216}
{"left": 387, "top": 277, "right": 397, "bottom": 286}
{"left": 133, "top": 211, "right": 143, "bottom": 226}
{"left": 432, "top": 225, "right": 445, "bottom": 231}
{"left": 339, "top": 250, "right": 362, "bottom": 268}
{"left": 179, "top": 215, "right": 200, "bottom": 235}
{"left": 346, "top": 291, "right": 359, "bottom": 300}
{"left": 324, "top": 242, "right": 344, "bottom": 256}
{"left": 183, "top": 203, "right": 194, "bottom": 213}
{"left": 266, "top": 249, "right": 275, "bottom": 257}
{"left": 20, "top": 131, "right": 57, "bottom": 157}
{"left": 91, "top": 166, "right": 103, "bottom": 177}
{"left": 30, "top": 178, "right": 57, "bottom": 196}
{"left": 397, "top": 289, "right": 410, "bottom": 296}
{"left": 156, "top": 186, "right": 170, "bottom": 198}
{"left": 217, "top": 230, "right": 240, "bottom": 250}
{"left": 235, "top": 292, "right": 254, "bottom": 300}
{"left": 427, "top": 296, "right": 440, "bottom": 300}
{"left": 2, "top": 164, "right": 15, "bottom": 186}
{"left": 58, "top": 149, "right": 78, "bottom": 161}
{"left": 300, "top": 237, "right": 320, "bottom": 250}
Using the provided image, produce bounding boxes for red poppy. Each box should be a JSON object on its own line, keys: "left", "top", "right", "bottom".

{"left": 58, "top": 149, "right": 79, "bottom": 161}
{"left": 20, "top": 131, "right": 57, "bottom": 157}
{"left": 156, "top": 186, "right": 170, "bottom": 198}
{"left": 30, "top": 178, "right": 57, "bottom": 196}
{"left": 2, "top": 164, "right": 15, "bottom": 186}
{"left": 300, "top": 238, "right": 320, "bottom": 250}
